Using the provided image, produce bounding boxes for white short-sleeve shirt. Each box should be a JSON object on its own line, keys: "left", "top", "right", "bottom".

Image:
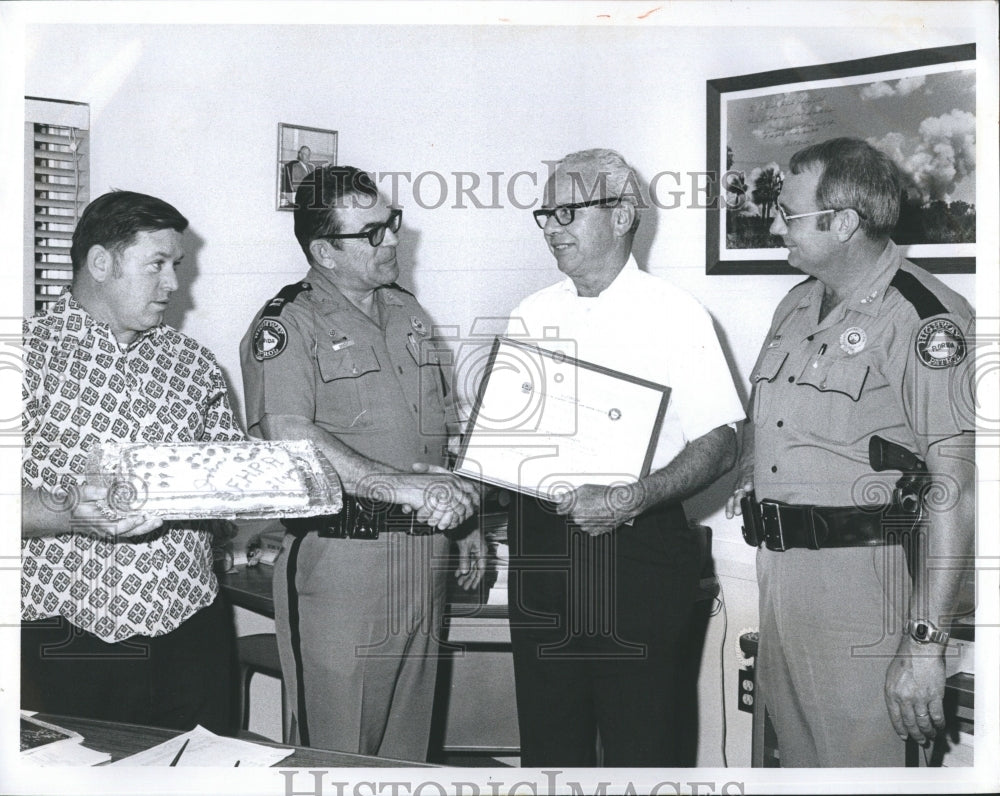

{"left": 507, "top": 256, "right": 744, "bottom": 472}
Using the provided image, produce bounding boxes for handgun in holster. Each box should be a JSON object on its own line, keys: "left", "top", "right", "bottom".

{"left": 868, "top": 435, "right": 930, "bottom": 517}
{"left": 869, "top": 434, "right": 930, "bottom": 579}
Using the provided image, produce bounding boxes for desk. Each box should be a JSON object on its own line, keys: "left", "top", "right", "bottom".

{"left": 220, "top": 564, "right": 278, "bottom": 619}
{"left": 35, "top": 714, "right": 434, "bottom": 767}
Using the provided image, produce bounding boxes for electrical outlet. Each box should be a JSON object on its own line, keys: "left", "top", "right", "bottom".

{"left": 738, "top": 666, "right": 755, "bottom": 713}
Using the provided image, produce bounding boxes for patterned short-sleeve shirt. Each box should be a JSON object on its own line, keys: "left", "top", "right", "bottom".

{"left": 22, "top": 292, "right": 245, "bottom": 641}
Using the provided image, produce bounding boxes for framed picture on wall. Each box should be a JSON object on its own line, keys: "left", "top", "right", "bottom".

{"left": 706, "top": 43, "right": 976, "bottom": 275}
{"left": 276, "top": 123, "right": 338, "bottom": 211}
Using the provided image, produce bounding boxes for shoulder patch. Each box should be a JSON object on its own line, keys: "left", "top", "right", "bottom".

{"left": 252, "top": 318, "right": 288, "bottom": 361}
{"left": 915, "top": 318, "right": 966, "bottom": 369}
{"left": 262, "top": 281, "right": 311, "bottom": 318}
{"left": 890, "top": 270, "right": 948, "bottom": 319}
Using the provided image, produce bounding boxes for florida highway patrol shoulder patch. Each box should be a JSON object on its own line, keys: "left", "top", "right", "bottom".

{"left": 915, "top": 318, "right": 967, "bottom": 369}
{"left": 252, "top": 318, "right": 288, "bottom": 361}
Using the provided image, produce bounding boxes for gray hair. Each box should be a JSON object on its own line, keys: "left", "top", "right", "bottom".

{"left": 555, "top": 148, "right": 641, "bottom": 231}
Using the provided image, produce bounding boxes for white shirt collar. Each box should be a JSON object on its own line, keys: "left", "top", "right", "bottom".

{"left": 557, "top": 254, "right": 639, "bottom": 298}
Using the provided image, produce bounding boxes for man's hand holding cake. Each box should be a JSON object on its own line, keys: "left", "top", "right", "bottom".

{"left": 21, "top": 482, "right": 164, "bottom": 541}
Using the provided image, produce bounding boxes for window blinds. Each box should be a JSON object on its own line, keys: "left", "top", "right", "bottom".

{"left": 25, "top": 99, "right": 90, "bottom": 316}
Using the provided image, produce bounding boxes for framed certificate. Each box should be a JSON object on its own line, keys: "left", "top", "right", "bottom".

{"left": 453, "top": 337, "right": 670, "bottom": 500}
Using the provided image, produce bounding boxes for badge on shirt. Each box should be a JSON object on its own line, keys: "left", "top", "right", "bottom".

{"left": 410, "top": 316, "right": 428, "bottom": 336}
{"left": 915, "top": 318, "right": 967, "bottom": 369}
{"left": 839, "top": 326, "right": 867, "bottom": 355}
{"left": 252, "top": 318, "right": 288, "bottom": 361}
{"left": 329, "top": 330, "right": 354, "bottom": 352}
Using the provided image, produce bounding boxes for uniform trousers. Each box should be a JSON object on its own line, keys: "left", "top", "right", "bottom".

{"left": 274, "top": 529, "right": 449, "bottom": 760}
{"left": 20, "top": 596, "right": 235, "bottom": 735}
{"left": 757, "top": 544, "right": 911, "bottom": 766}
{"left": 508, "top": 497, "right": 699, "bottom": 767}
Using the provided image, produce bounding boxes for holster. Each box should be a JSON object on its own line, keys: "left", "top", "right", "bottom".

{"left": 283, "top": 496, "right": 430, "bottom": 540}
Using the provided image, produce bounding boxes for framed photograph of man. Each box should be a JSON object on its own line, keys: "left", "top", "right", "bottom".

{"left": 706, "top": 43, "right": 976, "bottom": 275}
{"left": 276, "top": 123, "right": 337, "bottom": 211}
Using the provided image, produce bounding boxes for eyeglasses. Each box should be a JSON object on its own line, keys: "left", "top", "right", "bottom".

{"left": 533, "top": 198, "right": 621, "bottom": 229}
{"left": 321, "top": 208, "right": 402, "bottom": 247}
{"left": 774, "top": 205, "right": 867, "bottom": 225}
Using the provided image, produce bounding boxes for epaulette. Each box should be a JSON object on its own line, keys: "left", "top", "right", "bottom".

{"left": 262, "top": 281, "right": 311, "bottom": 318}
{"left": 889, "top": 270, "right": 948, "bottom": 319}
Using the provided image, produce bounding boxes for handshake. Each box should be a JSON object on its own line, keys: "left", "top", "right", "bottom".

{"left": 362, "top": 462, "right": 481, "bottom": 532}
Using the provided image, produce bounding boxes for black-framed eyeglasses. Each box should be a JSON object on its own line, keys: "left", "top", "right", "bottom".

{"left": 321, "top": 207, "right": 402, "bottom": 247}
{"left": 533, "top": 198, "right": 621, "bottom": 229}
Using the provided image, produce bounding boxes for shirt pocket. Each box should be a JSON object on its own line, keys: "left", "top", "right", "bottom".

{"left": 750, "top": 348, "right": 788, "bottom": 424}
{"left": 315, "top": 345, "right": 381, "bottom": 429}
{"left": 795, "top": 355, "right": 869, "bottom": 400}
{"left": 792, "top": 355, "right": 872, "bottom": 445}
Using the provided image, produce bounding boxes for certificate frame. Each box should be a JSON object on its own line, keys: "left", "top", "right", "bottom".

{"left": 452, "top": 337, "right": 670, "bottom": 501}
{"left": 706, "top": 43, "right": 976, "bottom": 275}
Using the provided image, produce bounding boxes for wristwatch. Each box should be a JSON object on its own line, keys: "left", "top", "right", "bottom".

{"left": 905, "top": 618, "right": 950, "bottom": 646}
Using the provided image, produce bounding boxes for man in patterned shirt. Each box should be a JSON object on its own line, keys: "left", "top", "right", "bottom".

{"left": 21, "top": 191, "right": 244, "bottom": 733}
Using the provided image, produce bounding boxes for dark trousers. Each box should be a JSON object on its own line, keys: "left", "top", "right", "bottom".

{"left": 21, "top": 596, "right": 236, "bottom": 735}
{"left": 507, "top": 497, "right": 699, "bottom": 767}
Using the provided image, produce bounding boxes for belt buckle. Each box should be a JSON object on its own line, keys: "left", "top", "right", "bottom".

{"left": 760, "top": 500, "right": 786, "bottom": 552}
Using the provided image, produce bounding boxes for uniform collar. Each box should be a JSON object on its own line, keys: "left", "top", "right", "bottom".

{"left": 305, "top": 266, "right": 407, "bottom": 312}
{"left": 841, "top": 239, "right": 900, "bottom": 318}
{"left": 793, "top": 240, "right": 900, "bottom": 320}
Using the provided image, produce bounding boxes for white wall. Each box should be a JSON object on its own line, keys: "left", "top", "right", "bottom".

{"left": 17, "top": 4, "right": 996, "bottom": 771}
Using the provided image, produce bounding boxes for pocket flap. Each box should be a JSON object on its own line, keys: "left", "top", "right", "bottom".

{"left": 796, "top": 357, "right": 869, "bottom": 400}
{"left": 317, "top": 345, "right": 380, "bottom": 382}
{"left": 751, "top": 348, "right": 788, "bottom": 383}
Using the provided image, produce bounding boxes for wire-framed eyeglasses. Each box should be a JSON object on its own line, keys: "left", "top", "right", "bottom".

{"left": 774, "top": 205, "right": 867, "bottom": 225}
{"left": 533, "top": 198, "right": 621, "bottom": 229}
{"left": 321, "top": 207, "right": 402, "bottom": 247}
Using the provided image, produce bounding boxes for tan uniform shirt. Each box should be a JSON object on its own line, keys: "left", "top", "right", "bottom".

{"left": 240, "top": 267, "right": 450, "bottom": 470}
{"left": 750, "top": 241, "right": 974, "bottom": 506}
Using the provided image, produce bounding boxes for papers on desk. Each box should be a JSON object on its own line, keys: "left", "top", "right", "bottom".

{"left": 110, "top": 725, "right": 293, "bottom": 767}
{"left": 20, "top": 713, "right": 112, "bottom": 766}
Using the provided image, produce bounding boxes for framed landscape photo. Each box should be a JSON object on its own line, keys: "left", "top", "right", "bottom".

{"left": 276, "top": 123, "right": 337, "bottom": 211}
{"left": 706, "top": 44, "right": 976, "bottom": 275}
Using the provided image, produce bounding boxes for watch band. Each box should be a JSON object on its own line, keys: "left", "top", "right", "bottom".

{"left": 906, "top": 618, "right": 950, "bottom": 645}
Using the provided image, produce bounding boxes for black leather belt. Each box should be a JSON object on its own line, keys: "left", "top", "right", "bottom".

{"left": 742, "top": 497, "right": 920, "bottom": 552}
{"left": 283, "top": 496, "right": 436, "bottom": 540}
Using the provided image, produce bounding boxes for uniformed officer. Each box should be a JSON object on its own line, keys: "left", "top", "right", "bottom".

{"left": 240, "top": 165, "right": 482, "bottom": 760}
{"left": 726, "top": 137, "right": 975, "bottom": 767}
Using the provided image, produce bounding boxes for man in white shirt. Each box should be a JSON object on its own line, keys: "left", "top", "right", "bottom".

{"left": 504, "top": 149, "right": 744, "bottom": 766}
